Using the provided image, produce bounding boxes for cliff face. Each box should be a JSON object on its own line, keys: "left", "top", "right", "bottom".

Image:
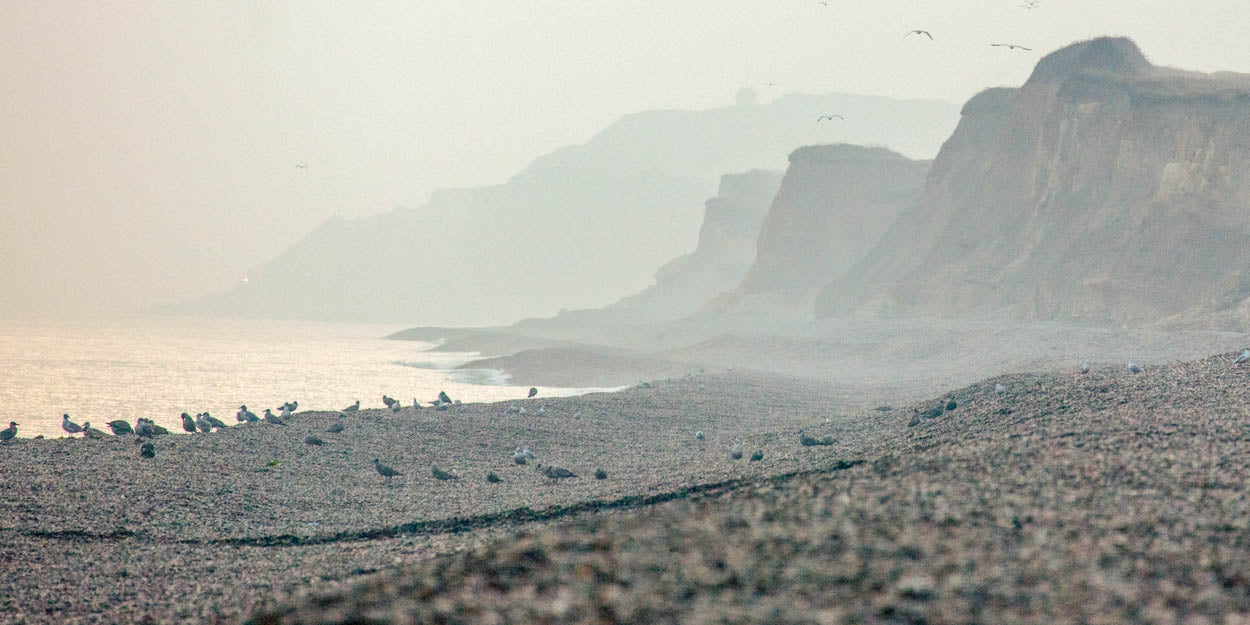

{"left": 604, "top": 170, "right": 782, "bottom": 322}
{"left": 711, "top": 145, "right": 928, "bottom": 315}
{"left": 186, "top": 92, "right": 959, "bottom": 326}
{"left": 817, "top": 37, "right": 1250, "bottom": 326}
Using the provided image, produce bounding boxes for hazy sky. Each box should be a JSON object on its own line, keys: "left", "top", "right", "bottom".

{"left": 3, "top": 0, "right": 1249, "bottom": 319}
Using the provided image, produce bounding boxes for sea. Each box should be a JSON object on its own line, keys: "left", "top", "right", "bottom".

{"left": 0, "top": 315, "right": 611, "bottom": 439}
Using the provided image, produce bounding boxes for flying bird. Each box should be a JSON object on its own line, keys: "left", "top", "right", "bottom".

{"left": 991, "top": 43, "right": 1032, "bottom": 50}
{"left": 294, "top": 163, "right": 309, "bottom": 169}
{"left": 906, "top": 29, "right": 933, "bottom": 39}
{"left": 817, "top": 114, "right": 845, "bottom": 121}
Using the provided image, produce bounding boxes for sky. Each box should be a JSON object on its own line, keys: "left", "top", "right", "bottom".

{"left": 3, "top": 0, "right": 1249, "bottom": 319}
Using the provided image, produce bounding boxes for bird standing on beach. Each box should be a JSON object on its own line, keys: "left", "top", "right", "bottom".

{"left": 326, "top": 421, "right": 345, "bottom": 433}
{"left": 750, "top": 450, "right": 764, "bottom": 462}
{"left": 995, "top": 383, "right": 1007, "bottom": 394}
{"left": 107, "top": 420, "right": 133, "bottom": 435}
{"left": 134, "top": 419, "right": 155, "bottom": 438}
{"left": 731, "top": 442, "right": 743, "bottom": 460}
{"left": 139, "top": 442, "right": 155, "bottom": 458}
{"left": 390, "top": 401, "right": 402, "bottom": 414}
{"left": 1, "top": 421, "right": 17, "bottom": 442}
{"left": 696, "top": 430, "right": 705, "bottom": 440}
{"left": 382, "top": 395, "right": 397, "bottom": 409}
{"left": 203, "top": 412, "right": 226, "bottom": 430}
{"left": 437, "top": 391, "right": 453, "bottom": 405}
{"left": 1080, "top": 360, "right": 1090, "bottom": 374}
{"left": 1236, "top": 349, "right": 1249, "bottom": 365}
{"left": 181, "top": 413, "right": 197, "bottom": 433}
{"left": 343, "top": 400, "right": 360, "bottom": 413}
{"left": 62, "top": 414, "right": 84, "bottom": 436}
{"left": 82, "top": 422, "right": 107, "bottom": 439}
{"left": 432, "top": 465, "right": 459, "bottom": 480}
{"left": 280, "top": 404, "right": 293, "bottom": 419}
{"left": 304, "top": 434, "right": 324, "bottom": 446}
{"left": 528, "top": 387, "right": 538, "bottom": 398}
{"left": 237, "top": 405, "right": 259, "bottom": 423}
{"left": 374, "top": 459, "right": 401, "bottom": 483}
{"left": 538, "top": 464, "right": 577, "bottom": 480}
{"left": 263, "top": 409, "right": 288, "bottom": 426}
{"left": 1127, "top": 362, "right": 1142, "bottom": 373}
{"left": 513, "top": 446, "right": 536, "bottom": 465}
{"left": 195, "top": 413, "right": 212, "bottom": 433}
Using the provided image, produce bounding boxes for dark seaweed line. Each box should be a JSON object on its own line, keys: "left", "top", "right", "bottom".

{"left": 14, "top": 460, "right": 865, "bottom": 548}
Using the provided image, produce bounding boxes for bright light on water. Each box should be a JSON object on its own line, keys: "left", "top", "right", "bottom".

{"left": 0, "top": 315, "right": 612, "bottom": 438}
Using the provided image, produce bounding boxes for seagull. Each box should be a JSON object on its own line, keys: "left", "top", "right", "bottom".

{"left": 107, "top": 420, "right": 133, "bottom": 435}
{"left": 1235, "top": 349, "right": 1249, "bottom": 365}
{"left": 180, "top": 413, "right": 197, "bottom": 433}
{"left": 139, "top": 442, "right": 155, "bottom": 458}
{"left": 282, "top": 401, "right": 299, "bottom": 413}
{"left": 1127, "top": 362, "right": 1142, "bottom": 373}
{"left": 263, "top": 409, "right": 288, "bottom": 426}
{"left": 817, "top": 114, "right": 845, "bottom": 121}
{"left": 382, "top": 395, "right": 397, "bottom": 409}
{"left": 537, "top": 406, "right": 546, "bottom": 415}
{"left": 390, "top": 402, "right": 402, "bottom": 413}
{"left": 750, "top": 450, "right": 764, "bottom": 462}
{"left": 195, "top": 413, "right": 212, "bottom": 433}
{"left": 1, "top": 421, "right": 18, "bottom": 442}
{"left": 237, "top": 405, "right": 259, "bottom": 423}
{"left": 326, "top": 421, "right": 345, "bottom": 434}
{"left": 294, "top": 163, "right": 309, "bottom": 169}
{"left": 83, "top": 422, "right": 107, "bottom": 440}
{"left": 432, "top": 465, "right": 459, "bottom": 481}
{"left": 731, "top": 442, "right": 743, "bottom": 460}
{"left": 1080, "top": 360, "right": 1090, "bottom": 374}
{"left": 280, "top": 404, "right": 293, "bottom": 419}
{"left": 528, "top": 387, "right": 538, "bottom": 398}
{"left": 62, "top": 414, "right": 84, "bottom": 435}
{"left": 799, "top": 431, "right": 836, "bottom": 446}
{"left": 304, "top": 434, "right": 325, "bottom": 446}
{"left": 487, "top": 472, "right": 502, "bottom": 483}
{"left": 991, "top": 43, "right": 1032, "bottom": 50}
{"left": 437, "top": 391, "right": 452, "bottom": 405}
{"left": 595, "top": 468, "right": 608, "bottom": 480}
{"left": 513, "top": 446, "right": 536, "bottom": 465}
{"left": 374, "top": 458, "right": 401, "bottom": 483}
{"left": 412, "top": 398, "right": 422, "bottom": 409}
{"left": 203, "top": 412, "right": 226, "bottom": 430}
{"left": 134, "top": 419, "right": 156, "bottom": 438}
{"left": 907, "top": 29, "right": 933, "bottom": 39}
{"left": 695, "top": 431, "right": 705, "bottom": 440}
{"left": 995, "top": 383, "right": 1007, "bottom": 394}
{"left": 343, "top": 400, "right": 360, "bottom": 413}
{"left": 538, "top": 464, "right": 577, "bottom": 480}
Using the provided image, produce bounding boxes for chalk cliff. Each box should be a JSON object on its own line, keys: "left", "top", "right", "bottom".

{"left": 817, "top": 37, "right": 1250, "bottom": 326}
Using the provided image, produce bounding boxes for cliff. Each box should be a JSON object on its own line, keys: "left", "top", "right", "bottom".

{"left": 186, "top": 92, "right": 959, "bottom": 325}
{"left": 603, "top": 170, "right": 782, "bottom": 323}
{"left": 817, "top": 37, "right": 1250, "bottom": 326}
{"left": 711, "top": 145, "right": 929, "bottom": 315}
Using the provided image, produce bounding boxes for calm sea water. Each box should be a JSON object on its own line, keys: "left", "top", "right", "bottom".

{"left": 0, "top": 315, "right": 607, "bottom": 438}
